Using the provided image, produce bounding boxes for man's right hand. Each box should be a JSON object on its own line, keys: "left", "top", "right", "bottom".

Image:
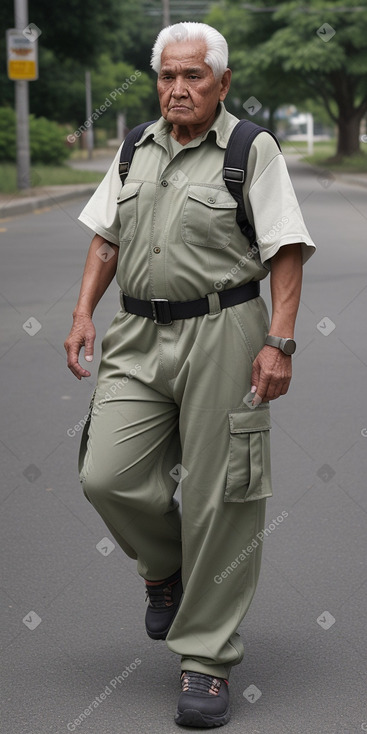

{"left": 64, "top": 233, "right": 118, "bottom": 380}
{"left": 64, "top": 313, "right": 96, "bottom": 380}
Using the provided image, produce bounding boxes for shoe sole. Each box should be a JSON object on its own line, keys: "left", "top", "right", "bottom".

{"left": 146, "top": 626, "right": 170, "bottom": 640}
{"left": 174, "top": 707, "right": 230, "bottom": 728}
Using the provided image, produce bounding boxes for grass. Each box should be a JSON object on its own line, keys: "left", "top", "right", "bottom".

{"left": 303, "top": 150, "right": 367, "bottom": 173}
{"left": 69, "top": 146, "right": 113, "bottom": 160}
{"left": 0, "top": 163, "right": 104, "bottom": 195}
{"left": 281, "top": 139, "right": 367, "bottom": 173}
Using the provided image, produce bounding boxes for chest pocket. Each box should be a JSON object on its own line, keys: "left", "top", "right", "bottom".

{"left": 117, "top": 181, "right": 142, "bottom": 244}
{"left": 182, "top": 185, "right": 237, "bottom": 249}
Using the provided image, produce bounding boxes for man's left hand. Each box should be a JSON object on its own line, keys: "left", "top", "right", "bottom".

{"left": 251, "top": 345, "right": 292, "bottom": 404}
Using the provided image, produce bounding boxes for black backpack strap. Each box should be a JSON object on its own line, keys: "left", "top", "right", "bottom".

{"left": 223, "top": 119, "right": 281, "bottom": 246}
{"left": 119, "top": 120, "right": 156, "bottom": 184}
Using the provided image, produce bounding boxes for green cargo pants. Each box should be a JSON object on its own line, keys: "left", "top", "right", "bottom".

{"left": 78, "top": 292, "right": 272, "bottom": 680}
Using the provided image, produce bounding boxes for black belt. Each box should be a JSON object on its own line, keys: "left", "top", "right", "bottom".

{"left": 121, "top": 281, "right": 260, "bottom": 325}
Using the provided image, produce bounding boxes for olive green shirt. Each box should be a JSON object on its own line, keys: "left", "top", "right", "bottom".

{"left": 79, "top": 102, "right": 315, "bottom": 301}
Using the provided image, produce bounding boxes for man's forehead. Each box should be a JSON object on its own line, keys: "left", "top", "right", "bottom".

{"left": 160, "top": 40, "right": 209, "bottom": 69}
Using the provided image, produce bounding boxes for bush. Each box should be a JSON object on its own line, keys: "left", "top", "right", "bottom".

{"left": 0, "top": 107, "right": 71, "bottom": 164}
{"left": 0, "top": 108, "right": 17, "bottom": 161}
{"left": 29, "top": 115, "right": 70, "bottom": 164}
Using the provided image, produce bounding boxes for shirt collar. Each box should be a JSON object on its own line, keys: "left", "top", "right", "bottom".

{"left": 135, "top": 102, "right": 240, "bottom": 150}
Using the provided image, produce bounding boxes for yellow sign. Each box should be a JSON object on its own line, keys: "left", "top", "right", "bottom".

{"left": 6, "top": 28, "right": 38, "bottom": 81}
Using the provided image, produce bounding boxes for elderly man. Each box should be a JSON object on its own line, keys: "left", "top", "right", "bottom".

{"left": 65, "top": 21, "right": 315, "bottom": 729}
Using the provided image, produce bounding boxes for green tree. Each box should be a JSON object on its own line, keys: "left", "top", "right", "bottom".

{"left": 0, "top": 0, "right": 125, "bottom": 66}
{"left": 0, "top": 0, "right": 158, "bottom": 126}
{"left": 206, "top": 3, "right": 302, "bottom": 131}
{"left": 206, "top": 0, "right": 367, "bottom": 157}
{"left": 90, "top": 55, "right": 155, "bottom": 131}
{"left": 265, "top": 0, "right": 367, "bottom": 156}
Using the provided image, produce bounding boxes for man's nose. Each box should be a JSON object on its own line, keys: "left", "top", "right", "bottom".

{"left": 171, "top": 77, "right": 188, "bottom": 97}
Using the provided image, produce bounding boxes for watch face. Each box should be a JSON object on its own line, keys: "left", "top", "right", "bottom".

{"left": 283, "top": 339, "right": 296, "bottom": 355}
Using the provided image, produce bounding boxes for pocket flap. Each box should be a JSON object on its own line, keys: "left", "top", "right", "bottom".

{"left": 117, "top": 181, "right": 142, "bottom": 203}
{"left": 229, "top": 408, "right": 271, "bottom": 434}
{"left": 187, "top": 185, "right": 237, "bottom": 209}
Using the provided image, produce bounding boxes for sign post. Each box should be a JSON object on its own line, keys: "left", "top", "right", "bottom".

{"left": 6, "top": 0, "right": 40, "bottom": 190}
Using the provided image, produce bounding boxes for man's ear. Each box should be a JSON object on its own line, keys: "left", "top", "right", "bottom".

{"left": 219, "top": 69, "right": 232, "bottom": 101}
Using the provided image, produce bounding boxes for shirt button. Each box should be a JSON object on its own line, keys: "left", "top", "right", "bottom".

{"left": 153, "top": 247, "right": 161, "bottom": 254}
{"left": 207, "top": 197, "right": 216, "bottom": 204}
{"left": 161, "top": 180, "right": 168, "bottom": 187}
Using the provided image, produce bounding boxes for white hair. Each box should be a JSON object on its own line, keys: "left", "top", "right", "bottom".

{"left": 151, "top": 22, "right": 228, "bottom": 79}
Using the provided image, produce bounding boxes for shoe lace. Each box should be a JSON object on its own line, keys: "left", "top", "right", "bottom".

{"left": 181, "top": 672, "right": 222, "bottom": 696}
{"left": 145, "top": 583, "right": 174, "bottom": 609}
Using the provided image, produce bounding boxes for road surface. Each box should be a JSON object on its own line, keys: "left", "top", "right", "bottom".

{"left": 1, "top": 154, "right": 366, "bottom": 734}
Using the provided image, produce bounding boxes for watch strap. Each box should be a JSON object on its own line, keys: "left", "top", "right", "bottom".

{"left": 265, "top": 335, "right": 296, "bottom": 354}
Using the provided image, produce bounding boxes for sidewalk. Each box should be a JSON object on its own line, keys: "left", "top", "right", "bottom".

{"left": 0, "top": 183, "right": 99, "bottom": 218}
{"left": 335, "top": 172, "right": 367, "bottom": 188}
{"left": 0, "top": 151, "right": 115, "bottom": 219}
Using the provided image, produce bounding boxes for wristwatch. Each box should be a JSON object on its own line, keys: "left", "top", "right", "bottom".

{"left": 265, "top": 335, "right": 296, "bottom": 355}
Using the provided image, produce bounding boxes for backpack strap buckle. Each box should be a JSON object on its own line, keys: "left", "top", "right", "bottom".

{"left": 119, "top": 161, "right": 130, "bottom": 183}
{"left": 223, "top": 167, "right": 245, "bottom": 183}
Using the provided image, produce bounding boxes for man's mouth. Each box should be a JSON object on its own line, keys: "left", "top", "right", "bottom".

{"left": 169, "top": 105, "right": 191, "bottom": 111}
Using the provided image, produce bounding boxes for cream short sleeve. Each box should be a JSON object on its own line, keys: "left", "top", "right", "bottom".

{"left": 247, "top": 133, "right": 316, "bottom": 268}
{"left": 78, "top": 143, "right": 124, "bottom": 246}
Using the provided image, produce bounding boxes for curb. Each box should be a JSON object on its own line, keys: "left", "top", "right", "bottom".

{"left": 335, "top": 175, "right": 367, "bottom": 189}
{"left": 0, "top": 184, "right": 98, "bottom": 218}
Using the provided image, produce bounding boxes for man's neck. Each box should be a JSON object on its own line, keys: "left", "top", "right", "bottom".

{"left": 169, "top": 105, "right": 220, "bottom": 145}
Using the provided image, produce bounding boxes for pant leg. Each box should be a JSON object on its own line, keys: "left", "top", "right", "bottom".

{"left": 79, "top": 376, "right": 182, "bottom": 581}
{"left": 166, "top": 296, "right": 272, "bottom": 679}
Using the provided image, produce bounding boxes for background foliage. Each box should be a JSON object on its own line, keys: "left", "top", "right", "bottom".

{"left": 0, "top": 107, "right": 70, "bottom": 163}
{"left": 1, "top": 0, "right": 366, "bottom": 159}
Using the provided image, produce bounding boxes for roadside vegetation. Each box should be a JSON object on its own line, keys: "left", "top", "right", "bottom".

{"left": 281, "top": 141, "right": 367, "bottom": 173}
{"left": 0, "top": 165, "right": 104, "bottom": 195}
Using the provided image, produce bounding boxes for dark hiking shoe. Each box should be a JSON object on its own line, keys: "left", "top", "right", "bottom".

{"left": 144, "top": 568, "right": 182, "bottom": 640}
{"left": 175, "top": 671, "right": 230, "bottom": 728}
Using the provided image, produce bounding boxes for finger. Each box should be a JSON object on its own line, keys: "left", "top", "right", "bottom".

{"left": 250, "top": 385, "right": 262, "bottom": 406}
{"left": 66, "top": 345, "right": 91, "bottom": 380}
{"left": 251, "top": 359, "right": 260, "bottom": 390}
{"left": 253, "top": 372, "right": 270, "bottom": 402}
{"left": 83, "top": 333, "right": 95, "bottom": 362}
{"left": 279, "top": 380, "right": 291, "bottom": 397}
{"left": 69, "top": 363, "right": 91, "bottom": 380}
{"left": 263, "top": 378, "right": 290, "bottom": 402}
{"left": 252, "top": 392, "right": 262, "bottom": 407}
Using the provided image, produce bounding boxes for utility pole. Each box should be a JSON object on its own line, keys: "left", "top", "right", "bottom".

{"left": 85, "top": 70, "right": 93, "bottom": 160}
{"left": 162, "top": 0, "right": 170, "bottom": 27}
{"left": 15, "top": 0, "right": 30, "bottom": 189}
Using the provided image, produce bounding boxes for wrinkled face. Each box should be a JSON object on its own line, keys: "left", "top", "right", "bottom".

{"left": 157, "top": 40, "right": 230, "bottom": 128}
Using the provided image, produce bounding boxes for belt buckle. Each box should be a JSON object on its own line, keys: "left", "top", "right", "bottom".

{"left": 151, "top": 298, "right": 172, "bottom": 325}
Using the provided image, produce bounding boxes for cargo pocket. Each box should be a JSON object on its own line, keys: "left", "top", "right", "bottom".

{"left": 117, "top": 181, "right": 142, "bottom": 244}
{"left": 224, "top": 408, "right": 272, "bottom": 502}
{"left": 78, "top": 387, "right": 97, "bottom": 482}
{"left": 182, "top": 185, "right": 237, "bottom": 248}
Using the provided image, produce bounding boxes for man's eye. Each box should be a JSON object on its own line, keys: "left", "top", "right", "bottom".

{"left": 188, "top": 75, "right": 199, "bottom": 80}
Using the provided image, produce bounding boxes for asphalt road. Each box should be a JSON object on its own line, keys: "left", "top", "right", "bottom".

{"left": 1, "top": 154, "right": 367, "bottom": 734}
